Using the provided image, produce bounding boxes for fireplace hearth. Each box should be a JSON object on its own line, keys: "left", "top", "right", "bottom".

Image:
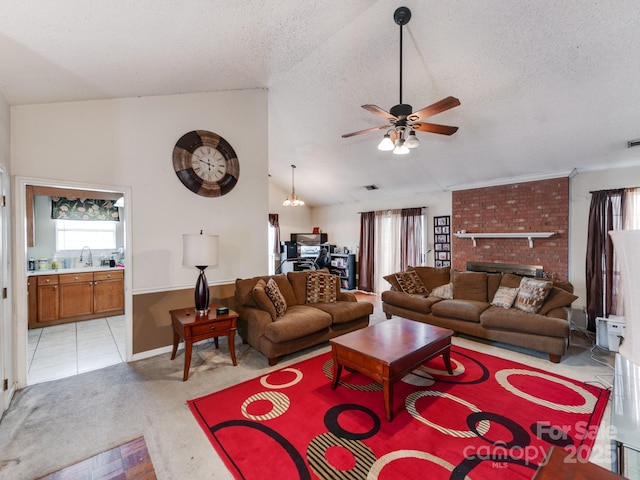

{"left": 466, "top": 261, "right": 543, "bottom": 278}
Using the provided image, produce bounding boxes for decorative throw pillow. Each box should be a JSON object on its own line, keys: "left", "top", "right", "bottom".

{"left": 395, "top": 270, "right": 429, "bottom": 295}
{"left": 265, "top": 278, "right": 287, "bottom": 317}
{"left": 305, "top": 271, "right": 337, "bottom": 303}
{"left": 491, "top": 286, "right": 519, "bottom": 309}
{"left": 538, "top": 287, "right": 578, "bottom": 315}
{"left": 252, "top": 278, "right": 277, "bottom": 320}
{"left": 515, "top": 277, "right": 553, "bottom": 314}
{"left": 431, "top": 282, "right": 454, "bottom": 299}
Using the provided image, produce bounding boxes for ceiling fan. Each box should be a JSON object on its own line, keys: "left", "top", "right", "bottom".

{"left": 342, "top": 6, "right": 460, "bottom": 154}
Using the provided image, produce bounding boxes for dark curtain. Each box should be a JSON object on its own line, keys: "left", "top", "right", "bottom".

{"left": 51, "top": 197, "right": 120, "bottom": 221}
{"left": 358, "top": 211, "right": 375, "bottom": 292}
{"left": 268, "top": 214, "right": 280, "bottom": 254}
{"left": 585, "top": 189, "right": 624, "bottom": 331}
{"left": 400, "top": 207, "right": 423, "bottom": 270}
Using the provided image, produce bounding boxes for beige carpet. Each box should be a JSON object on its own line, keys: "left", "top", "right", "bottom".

{"left": 0, "top": 306, "right": 615, "bottom": 479}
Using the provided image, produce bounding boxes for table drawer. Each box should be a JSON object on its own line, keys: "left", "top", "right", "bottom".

{"left": 190, "top": 320, "right": 234, "bottom": 336}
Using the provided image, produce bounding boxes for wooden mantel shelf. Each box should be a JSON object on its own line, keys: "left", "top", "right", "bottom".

{"left": 454, "top": 232, "right": 556, "bottom": 248}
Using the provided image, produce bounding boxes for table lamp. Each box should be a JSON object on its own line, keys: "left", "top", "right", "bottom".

{"left": 182, "top": 231, "right": 219, "bottom": 314}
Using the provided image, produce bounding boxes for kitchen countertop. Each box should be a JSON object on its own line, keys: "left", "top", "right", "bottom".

{"left": 28, "top": 266, "right": 125, "bottom": 276}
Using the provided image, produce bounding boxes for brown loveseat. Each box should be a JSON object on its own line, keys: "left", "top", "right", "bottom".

{"left": 382, "top": 267, "right": 578, "bottom": 363}
{"left": 235, "top": 270, "right": 373, "bottom": 365}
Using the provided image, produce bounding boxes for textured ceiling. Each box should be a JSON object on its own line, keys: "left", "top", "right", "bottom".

{"left": 2, "top": 1, "right": 640, "bottom": 206}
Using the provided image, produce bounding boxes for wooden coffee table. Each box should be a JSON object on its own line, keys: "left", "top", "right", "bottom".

{"left": 330, "top": 318, "right": 453, "bottom": 421}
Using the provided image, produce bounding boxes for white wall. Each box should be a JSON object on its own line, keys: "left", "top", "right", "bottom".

{"left": 11, "top": 89, "right": 269, "bottom": 291}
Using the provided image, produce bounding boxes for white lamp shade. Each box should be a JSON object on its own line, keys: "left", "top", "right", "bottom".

{"left": 182, "top": 233, "right": 219, "bottom": 267}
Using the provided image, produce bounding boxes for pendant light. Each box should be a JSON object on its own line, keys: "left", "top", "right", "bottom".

{"left": 283, "top": 164, "right": 305, "bottom": 207}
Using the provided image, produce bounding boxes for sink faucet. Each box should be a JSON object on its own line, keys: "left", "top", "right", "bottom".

{"left": 80, "top": 246, "right": 93, "bottom": 267}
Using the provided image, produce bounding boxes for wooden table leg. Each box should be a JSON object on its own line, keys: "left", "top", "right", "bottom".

{"left": 228, "top": 331, "right": 237, "bottom": 366}
{"left": 331, "top": 350, "right": 342, "bottom": 389}
{"left": 170, "top": 329, "right": 179, "bottom": 360}
{"left": 443, "top": 347, "right": 453, "bottom": 374}
{"left": 214, "top": 337, "right": 219, "bottom": 349}
{"left": 182, "top": 339, "right": 193, "bottom": 381}
{"left": 383, "top": 378, "right": 394, "bottom": 421}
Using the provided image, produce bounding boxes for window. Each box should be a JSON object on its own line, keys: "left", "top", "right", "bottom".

{"left": 55, "top": 219, "right": 117, "bottom": 251}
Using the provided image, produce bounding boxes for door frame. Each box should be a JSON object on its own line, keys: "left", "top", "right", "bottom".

{"left": 13, "top": 176, "right": 132, "bottom": 389}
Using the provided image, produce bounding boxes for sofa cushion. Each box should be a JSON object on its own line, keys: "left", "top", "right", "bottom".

{"left": 395, "top": 270, "right": 428, "bottom": 294}
{"left": 236, "top": 276, "right": 265, "bottom": 307}
{"left": 409, "top": 266, "right": 450, "bottom": 291}
{"left": 480, "top": 306, "right": 569, "bottom": 338}
{"left": 487, "top": 273, "right": 502, "bottom": 302}
{"left": 538, "top": 287, "right": 578, "bottom": 315}
{"left": 252, "top": 279, "right": 277, "bottom": 320}
{"left": 381, "top": 290, "right": 443, "bottom": 313}
{"left": 431, "top": 282, "right": 453, "bottom": 299}
{"left": 265, "top": 278, "right": 287, "bottom": 318}
{"left": 515, "top": 277, "right": 553, "bottom": 314}
{"left": 306, "top": 271, "right": 338, "bottom": 303}
{"left": 263, "top": 305, "right": 333, "bottom": 343}
{"left": 431, "top": 299, "right": 489, "bottom": 323}
{"left": 383, "top": 273, "right": 402, "bottom": 291}
{"left": 452, "top": 270, "right": 488, "bottom": 302}
{"left": 310, "top": 301, "right": 374, "bottom": 324}
{"left": 491, "top": 286, "right": 519, "bottom": 309}
{"left": 501, "top": 273, "right": 524, "bottom": 289}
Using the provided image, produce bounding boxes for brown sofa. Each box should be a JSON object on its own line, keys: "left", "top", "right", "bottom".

{"left": 382, "top": 267, "right": 578, "bottom": 363}
{"left": 235, "top": 270, "right": 373, "bottom": 365}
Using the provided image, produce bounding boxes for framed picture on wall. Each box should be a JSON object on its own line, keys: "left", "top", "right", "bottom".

{"left": 433, "top": 216, "right": 451, "bottom": 266}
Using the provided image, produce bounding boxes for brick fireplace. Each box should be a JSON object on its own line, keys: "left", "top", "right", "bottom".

{"left": 451, "top": 178, "right": 569, "bottom": 280}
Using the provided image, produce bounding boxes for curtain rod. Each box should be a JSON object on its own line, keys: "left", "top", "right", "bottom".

{"left": 589, "top": 187, "right": 637, "bottom": 194}
{"left": 357, "top": 206, "right": 426, "bottom": 214}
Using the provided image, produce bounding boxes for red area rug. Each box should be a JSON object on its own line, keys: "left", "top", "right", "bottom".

{"left": 188, "top": 346, "right": 609, "bottom": 479}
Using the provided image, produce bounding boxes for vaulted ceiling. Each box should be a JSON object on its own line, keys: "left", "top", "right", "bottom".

{"left": 2, "top": 1, "right": 640, "bottom": 206}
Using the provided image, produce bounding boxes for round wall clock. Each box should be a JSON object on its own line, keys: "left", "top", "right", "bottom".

{"left": 172, "top": 130, "right": 240, "bottom": 197}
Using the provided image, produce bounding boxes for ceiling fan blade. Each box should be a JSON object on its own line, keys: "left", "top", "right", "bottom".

{"left": 412, "top": 122, "right": 459, "bottom": 136}
{"left": 410, "top": 96, "right": 460, "bottom": 121}
{"left": 342, "top": 124, "right": 389, "bottom": 138}
{"left": 362, "top": 105, "right": 398, "bottom": 121}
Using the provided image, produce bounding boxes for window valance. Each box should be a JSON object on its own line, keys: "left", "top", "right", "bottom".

{"left": 51, "top": 197, "right": 120, "bottom": 221}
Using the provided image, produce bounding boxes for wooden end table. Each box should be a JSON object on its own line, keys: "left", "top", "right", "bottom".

{"left": 330, "top": 318, "right": 453, "bottom": 421}
{"left": 170, "top": 305, "right": 238, "bottom": 381}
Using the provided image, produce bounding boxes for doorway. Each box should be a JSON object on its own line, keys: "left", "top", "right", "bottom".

{"left": 13, "top": 176, "right": 132, "bottom": 389}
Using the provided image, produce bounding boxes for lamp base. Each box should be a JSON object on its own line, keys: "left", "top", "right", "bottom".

{"left": 194, "top": 266, "right": 210, "bottom": 315}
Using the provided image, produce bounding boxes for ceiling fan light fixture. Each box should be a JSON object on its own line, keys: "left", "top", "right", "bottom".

{"left": 393, "top": 139, "right": 409, "bottom": 155}
{"left": 405, "top": 130, "right": 420, "bottom": 149}
{"left": 283, "top": 164, "right": 305, "bottom": 207}
{"left": 378, "top": 134, "right": 394, "bottom": 151}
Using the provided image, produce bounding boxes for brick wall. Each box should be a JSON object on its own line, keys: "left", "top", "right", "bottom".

{"left": 451, "top": 178, "right": 569, "bottom": 280}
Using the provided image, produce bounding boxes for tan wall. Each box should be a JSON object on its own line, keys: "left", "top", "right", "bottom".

{"left": 132, "top": 283, "right": 236, "bottom": 354}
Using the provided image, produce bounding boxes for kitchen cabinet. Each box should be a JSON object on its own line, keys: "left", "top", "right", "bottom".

{"left": 93, "top": 270, "right": 124, "bottom": 315}
{"left": 37, "top": 275, "right": 59, "bottom": 323}
{"left": 59, "top": 272, "right": 94, "bottom": 319}
{"left": 28, "top": 269, "right": 125, "bottom": 328}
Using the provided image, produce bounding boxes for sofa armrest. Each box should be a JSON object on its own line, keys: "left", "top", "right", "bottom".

{"left": 237, "top": 306, "right": 273, "bottom": 344}
{"left": 338, "top": 291, "right": 357, "bottom": 302}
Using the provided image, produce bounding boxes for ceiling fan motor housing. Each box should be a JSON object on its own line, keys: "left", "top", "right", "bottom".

{"left": 390, "top": 103, "right": 413, "bottom": 120}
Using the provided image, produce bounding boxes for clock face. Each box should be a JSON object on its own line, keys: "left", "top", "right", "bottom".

{"left": 172, "top": 130, "right": 239, "bottom": 197}
{"left": 192, "top": 146, "right": 227, "bottom": 182}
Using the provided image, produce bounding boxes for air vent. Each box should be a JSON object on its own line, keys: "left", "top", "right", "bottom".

{"left": 364, "top": 185, "right": 379, "bottom": 190}
{"left": 628, "top": 139, "right": 640, "bottom": 148}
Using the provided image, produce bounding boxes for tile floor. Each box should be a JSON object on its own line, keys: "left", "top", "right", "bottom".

{"left": 28, "top": 315, "right": 125, "bottom": 385}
